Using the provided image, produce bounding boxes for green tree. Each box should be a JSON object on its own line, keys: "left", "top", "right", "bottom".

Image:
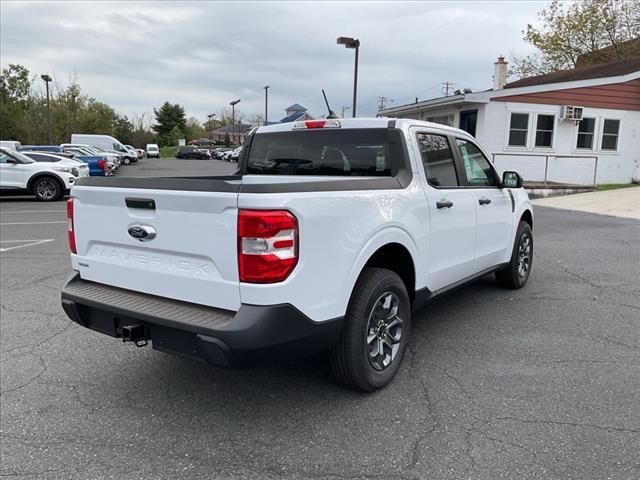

{"left": 511, "top": 0, "right": 640, "bottom": 78}
{"left": 0, "top": 64, "right": 32, "bottom": 141}
{"left": 167, "top": 125, "right": 184, "bottom": 146}
{"left": 224, "top": 132, "right": 231, "bottom": 147}
{"left": 113, "top": 114, "right": 134, "bottom": 145}
{"left": 152, "top": 101, "right": 186, "bottom": 145}
{"left": 183, "top": 116, "right": 206, "bottom": 141}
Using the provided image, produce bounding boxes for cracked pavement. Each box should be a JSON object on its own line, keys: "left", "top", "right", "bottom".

{"left": 1, "top": 159, "right": 639, "bottom": 479}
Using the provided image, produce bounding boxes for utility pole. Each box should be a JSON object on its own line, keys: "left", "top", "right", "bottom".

{"left": 442, "top": 81, "right": 454, "bottom": 97}
{"left": 263, "top": 86, "right": 270, "bottom": 125}
{"left": 341, "top": 106, "right": 350, "bottom": 118}
{"left": 41, "top": 74, "right": 53, "bottom": 143}
{"left": 377, "top": 96, "right": 389, "bottom": 111}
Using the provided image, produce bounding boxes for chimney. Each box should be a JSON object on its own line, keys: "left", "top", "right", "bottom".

{"left": 493, "top": 55, "right": 508, "bottom": 90}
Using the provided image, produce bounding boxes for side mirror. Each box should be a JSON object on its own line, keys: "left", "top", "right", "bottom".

{"left": 501, "top": 171, "right": 523, "bottom": 189}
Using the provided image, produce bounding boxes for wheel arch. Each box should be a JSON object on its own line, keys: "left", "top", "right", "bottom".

{"left": 347, "top": 227, "right": 420, "bottom": 309}
{"left": 520, "top": 209, "right": 533, "bottom": 230}
{"left": 27, "top": 172, "right": 64, "bottom": 192}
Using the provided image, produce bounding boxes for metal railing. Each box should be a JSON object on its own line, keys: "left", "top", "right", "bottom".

{"left": 491, "top": 152, "right": 599, "bottom": 187}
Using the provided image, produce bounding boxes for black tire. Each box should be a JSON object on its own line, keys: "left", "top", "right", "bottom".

{"left": 330, "top": 267, "right": 412, "bottom": 392}
{"left": 32, "top": 176, "right": 63, "bottom": 202}
{"left": 496, "top": 221, "right": 533, "bottom": 289}
{"left": 122, "top": 157, "right": 131, "bottom": 165}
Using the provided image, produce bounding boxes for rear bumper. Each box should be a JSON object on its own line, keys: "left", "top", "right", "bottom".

{"left": 61, "top": 274, "right": 343, "bottom": 367}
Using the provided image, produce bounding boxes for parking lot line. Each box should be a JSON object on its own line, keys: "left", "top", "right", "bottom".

{"left": 0, "top": 221, "right": 67, "bottom": 225}
{"left": 0, "top": 239, "right": 54, "bottom": 252}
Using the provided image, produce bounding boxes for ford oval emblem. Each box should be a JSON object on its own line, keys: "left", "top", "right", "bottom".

{"left": 128, "top": 225, "right": 157, "bottom": 242}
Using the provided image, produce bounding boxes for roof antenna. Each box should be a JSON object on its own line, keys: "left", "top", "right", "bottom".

{"left": 322, "top": 89, "right": 338, "bottom": 119}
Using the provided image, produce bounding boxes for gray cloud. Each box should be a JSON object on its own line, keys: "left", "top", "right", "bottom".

{"left": 1, "top": 1, "right": 544, "bottom": 122}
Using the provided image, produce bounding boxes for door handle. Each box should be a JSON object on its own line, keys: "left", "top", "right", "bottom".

{"left": 436, "top": 200, "right": 453, "bottom": 209}
{"left": 478, "top": 197, "right": 492, "bottom": 205}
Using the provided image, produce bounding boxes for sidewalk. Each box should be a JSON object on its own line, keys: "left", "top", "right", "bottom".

{"left": 532, "top": 186, "right": 640, "bottom": 220}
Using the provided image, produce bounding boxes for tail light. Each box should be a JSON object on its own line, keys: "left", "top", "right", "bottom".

{"left": 67, "top": 198, "right": 77, "bottom": 254}
{"left": 98, "top": 159, "right": 106, "bottom": 171}
{"left": 238, "top": 210, "right": 298, "bottom": 283}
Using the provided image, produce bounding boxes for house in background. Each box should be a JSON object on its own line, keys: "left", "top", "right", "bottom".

{"left": 209, "top": 122, "right": 252, "bottom": 144}
{"left": 378, "top": 57, "right": 640, "bottom": 185}
{"left": 280, "top": 104, "right": 314, "bottom": 123}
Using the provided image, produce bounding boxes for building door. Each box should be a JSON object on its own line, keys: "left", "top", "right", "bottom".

{"left": 459, "top": 110, "right": 478, "bottom": 137}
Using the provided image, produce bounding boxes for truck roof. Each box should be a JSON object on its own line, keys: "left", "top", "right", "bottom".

{"left": 254, "top": 117, "right": 474, "bottom": 138}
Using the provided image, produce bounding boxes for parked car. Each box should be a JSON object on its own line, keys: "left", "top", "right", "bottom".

{"left": 146, "top": 144, "right": 160, "bottom": 158}
{"left": 136, "top": 149, "right": 145, "bottom": 158}
{"left": 21, "top": 152, "right": 90, "bottom": 178}
{"left": 60, "top": 118, "right": 533, "bottom": 391}
{"left": 0, "top": 140, "right": 22, "bottom": 150}
{"left": 0, "top": 147, "right": 78, "bottom": 201}
{"left": 61, "top": 143, "right": 121, "bottom": 168}
{"left": 71, "top": 134, "right": 136, "bottom": 165}
{"left": 175, "top": 147, "right": 211, "bottom": 160}
{"left": 60, "top": 147, "right": 112, "bottom": 176}
{"left": 229, "top": 146, "right": 243, "bottom": 163}
{"left": 124, "top": 145, "right": 140, "bottom": 162}
{"left": 212, "top": 147, "right": 232, "bottom": 159}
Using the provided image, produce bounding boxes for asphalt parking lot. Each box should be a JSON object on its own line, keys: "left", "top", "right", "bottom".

{"left": 1, "top": 158, "right": 639, "bottom": 479}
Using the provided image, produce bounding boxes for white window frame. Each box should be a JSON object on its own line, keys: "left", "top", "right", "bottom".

{"left": 599, "top": 117, "right": 622, "bottom": 153}
{"left": 504, "top": 110, "right": 531, "bottom": 150}
{"left": 532, "top": 112, "right": 556, "bottom": 150}
{"left": 574, "top": 116, "right": 598, "bottom": 151}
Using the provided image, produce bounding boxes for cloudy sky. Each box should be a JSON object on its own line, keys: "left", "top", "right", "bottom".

{"left": 1, "top": 1, "right": 546, "bottom": 123}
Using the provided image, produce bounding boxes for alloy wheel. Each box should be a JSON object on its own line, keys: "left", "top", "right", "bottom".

{"left": 36, "top": 179, "right": 58, "bottom": 200}
{"left": 517, "top": 234, "right": 532, "bottom": 278}
{"left": 366, "top": 292, "right": 403, "bottom": 371}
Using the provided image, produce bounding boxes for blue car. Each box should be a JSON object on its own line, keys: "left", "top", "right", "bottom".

{"left": 21, "top": 145, "right": 109, "bottom": 176}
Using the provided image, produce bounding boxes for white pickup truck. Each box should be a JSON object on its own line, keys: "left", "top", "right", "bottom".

{"left": 61, "top": 118, "right": 533, "bottom": 391}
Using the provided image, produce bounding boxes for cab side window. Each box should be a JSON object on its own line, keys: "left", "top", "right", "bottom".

{"left": 0, "top": 153, "right": 8, "bottom": 163}
{"left": 416, "top": 133, "right": 459, "bottom": 187}
{"left": 455, "top": 139, "right": 498, "bottom": 187}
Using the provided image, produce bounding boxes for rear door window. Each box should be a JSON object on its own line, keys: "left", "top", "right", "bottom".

{"left": 246, "top": 129, "right": 391, "bottom": 176}
{"left": 416, "top": 133, "right": 459, "bottom": 187}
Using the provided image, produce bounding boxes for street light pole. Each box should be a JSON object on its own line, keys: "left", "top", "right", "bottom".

{"left": 207, "top": 113, "right": 215, "bottom": 140}
{"left": 229, "top": 99, "right": 241, "bottom": 144}
{"left": 41, "top": 74, "right": 53, "bottom": 143}
{"left": 263, "top": 85, "right": 270, "bottom": 126}
{"left": 337, "top": 37, "right": 360, "bottom": 118}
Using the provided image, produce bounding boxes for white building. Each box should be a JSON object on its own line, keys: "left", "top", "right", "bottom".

{"left": 379, "top": 57, "right": 640, "bottom": 185}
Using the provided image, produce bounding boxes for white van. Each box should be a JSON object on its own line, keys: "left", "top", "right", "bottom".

{"left": 146, "top": 144, "right": 159, "bottom": 158}
{"left": 0, "top": 140, "right": 22, "bottom": 151}
{"left": 71, "top": 134, "right": 136, "bottom": 165}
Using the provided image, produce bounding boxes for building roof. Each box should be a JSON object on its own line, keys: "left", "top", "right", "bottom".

{"left": 505, "top": 57, "right": 640, "bottom": 89}
{"left": 280, "top": 111, "right": 310, "bottom": 123}
{"left": 211, "top": 123, "right": 252, "bottom": 135}
{"left": 285, "top": 103, "right": 307, "bottom": 112}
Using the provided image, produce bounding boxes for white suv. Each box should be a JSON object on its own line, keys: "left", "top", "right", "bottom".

{"left": 0, "top": 148, "right": 77, "bottom": 201}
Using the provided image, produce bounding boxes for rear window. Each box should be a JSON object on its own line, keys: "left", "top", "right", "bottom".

{"left": 246, "top": 129, "right": 392, "bottom": 176}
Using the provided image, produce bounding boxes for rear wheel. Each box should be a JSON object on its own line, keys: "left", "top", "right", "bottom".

{"left": 330, "top": 268, "right": 411, "bottom": 391}
{"left": 496, "top": 221, "right": 533, "bottom": 289}
{"left": 32, "top": 176, "right": 62, "bottom": 201}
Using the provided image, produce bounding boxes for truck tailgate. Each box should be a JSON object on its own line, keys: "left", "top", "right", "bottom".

{"left": 72, "top": 185, "right": 240, "bottom": 311}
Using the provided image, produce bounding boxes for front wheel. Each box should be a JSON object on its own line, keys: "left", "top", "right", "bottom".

{"left": 330, "top": 268, "right": 412, "bottom": 392}
{"left": 496, "top": 221, "right": 533, "bottom": 289}
{"left": 32, "top": 176, "right": 62, "bottom": 201}
{"left": 122, "top": 157, "right": 131, "bottom": 165}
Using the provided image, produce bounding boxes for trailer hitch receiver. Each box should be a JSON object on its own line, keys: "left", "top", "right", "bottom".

{"left": 120, "top": 324, "right": 149, "bottom": 347}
